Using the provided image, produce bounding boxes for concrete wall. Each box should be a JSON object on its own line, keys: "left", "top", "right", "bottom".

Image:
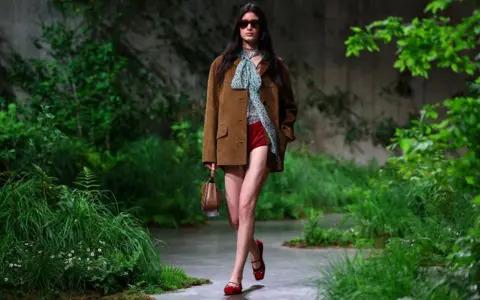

{"left": 0, "top": 0, "right": 473, "bottom": 164}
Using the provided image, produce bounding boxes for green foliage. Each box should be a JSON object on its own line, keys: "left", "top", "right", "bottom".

{"left": 389, "top": 97, "right": 480, "bottom": 189}
{"left": 345, "top": 176, "right": 421, "bottom": 240}
{"left": 1, "top": 1, "right": 212, "bottom": 227}
{"left": 289, "top": 170, "right": 472, "bottom": 256}
{"left": 255, "top": 151, "right": 377, "bottom": 220}
{"left": 0, "top": 169, "right": 168, "bottom": 295}
{"left": 319, "top": 0, "right": 480, "bottom": 298}
{"left": 443, "top": 199, "right": 480, "bottom": 298}
{"left": 345, "top": 0, "right": 479, "bottom": 79}
{"left": 8, "top": 21, "right": 131, "bottom": 150}
{"left": 103, "top": 135, "right": 205, "bottom": 227}
{"left": 319, "top": 239, "right": 462, "bottom": 300}
{"left": 285, "top": 210, "right": 364, "bottom": 248}
{"left": 0, "top": 103, "right": 66, "bottom": 170}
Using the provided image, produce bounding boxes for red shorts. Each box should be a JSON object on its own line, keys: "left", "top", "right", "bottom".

{"left": 247, "top": 121, "right": 268, "bottom": 152}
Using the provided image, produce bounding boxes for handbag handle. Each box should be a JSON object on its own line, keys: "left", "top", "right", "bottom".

{"left": 210, "top": 167, "right": 215, "bottom": 179}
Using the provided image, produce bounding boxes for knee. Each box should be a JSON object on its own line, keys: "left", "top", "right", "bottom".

{"left": 238, "top": 201, "right": 256, "bottom": 221}
{"left": 229, "top": 218, "right": 239, "bottom": 231}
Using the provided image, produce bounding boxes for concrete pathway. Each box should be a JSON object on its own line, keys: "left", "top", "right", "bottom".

{"left": 151, "top": 216, "right": 355, "bottom": 300}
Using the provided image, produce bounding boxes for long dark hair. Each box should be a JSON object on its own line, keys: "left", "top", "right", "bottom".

{"left": 216, "top": 3, "right": 284, "bottom": 88}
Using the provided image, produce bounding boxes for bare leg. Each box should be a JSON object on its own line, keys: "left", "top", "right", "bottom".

{"left": 224, "top": 166, "right": 261, "bottom": 266}
{"left": 228, "top": 145, "right": 269, "bottom": 285}
{"left": 224, "top": 165, "right": 245, "bottom": 231}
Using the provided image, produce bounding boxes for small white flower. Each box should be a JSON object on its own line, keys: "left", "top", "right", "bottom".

{"left": 68, "top": 253, "right": 72, "bottom": 257}
{"left": 86, "top": 258, "right": 90, "bottom": 261}
{"left": 71, "top": 250, "right": 74, "bottom": 254}
{"left": 87, "top": 267, "right": 91, "bottom": 270}
{"left": 50, "top": 255, "right": 55, "bottom": 259}
{"left": 9, "top": 264, "right": 13, "bottom": 268}
{"left": 90, "top": 252, "right": 94, "bottom": 256}
{"left": 87, "top": 248, "right": 91, "bottom": 252}
{"left": 4, "top": 278, "right": 7, "bottom": 282}
{"left": 97, "top": 248, "right": 102, "bottom": 253}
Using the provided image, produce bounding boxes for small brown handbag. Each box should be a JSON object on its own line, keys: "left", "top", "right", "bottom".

{"left": 201, "top": 168, "right": 223, "bottom": 217}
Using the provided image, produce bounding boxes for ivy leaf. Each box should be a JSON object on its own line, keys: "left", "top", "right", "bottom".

{"left": 425, "top": 0, "right": 454, "bottom": 14}
{"left": 466, "top": 176, "right": 475, "bottom": 185}
{"left": 399, "top": 138, "right": 414, "bottom": 153}
{"left": 473, "top": 194, "right": 480, "bottom": 205}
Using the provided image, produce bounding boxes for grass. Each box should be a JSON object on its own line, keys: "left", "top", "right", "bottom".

{"left": 262, "top": 151, "right": 378, "bottom": 214}
{"left": 286, "top": 161, "right": 479, "bottom": 300}
{"left": 213, "top": 151, "right": 378, "bottom": 221}
{"left": 282, "top": 210, "right": 377, "bottom": 250}
{"left": 318, "top": 239, "right": 455, "bottom": 300}
{"left": 284, "top": 169, "right": 473, "bottom": 252}
{"left": 2, "top": 290, "right": 153, "bottom": 300}
{"left": 76, "top": 137, "right": 380, "bottom": 227}
{"left": 103, "top": 137, "right": 206, "bottom": 228}
{"left": 0, "top": 167, "right": 210, "bottom": 298}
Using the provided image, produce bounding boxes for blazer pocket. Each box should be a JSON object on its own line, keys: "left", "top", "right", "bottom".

{"left": 216, "top": 124, "right": 228, "bottom": 139}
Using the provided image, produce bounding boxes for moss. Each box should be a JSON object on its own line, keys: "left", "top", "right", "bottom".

{"left": 100, "top": 290, "right": 153, "bottom": 300}
{"left": 2, "top": 276, "right": 212, "bottom": 299}
{"left": 181, "top": 277, "right": 212, "bottom": 289}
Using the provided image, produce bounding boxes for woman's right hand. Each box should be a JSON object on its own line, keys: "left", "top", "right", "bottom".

{"left": 204, "top": 162, "right": 216, "bottom": 171}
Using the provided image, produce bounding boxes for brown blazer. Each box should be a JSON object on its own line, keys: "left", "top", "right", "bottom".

{"left": 201, "top": 55, "right": 297, "bottom": 172}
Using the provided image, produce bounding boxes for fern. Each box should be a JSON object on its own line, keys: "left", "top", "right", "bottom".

{"left": 159, "top": 265, "right": 189, "bottom": 290}
{"left": 32, "top": 164, "right": 55, "bottom": 183}
{"left": 74, "top": 166, "right": 100, "bottom": 190}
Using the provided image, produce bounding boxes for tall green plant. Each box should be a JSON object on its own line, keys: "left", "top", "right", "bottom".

{"left": 333, "top": 0, "right": 480, "bottom": 297}
{"left": 0, "top": 103, "right": 68, "bottom": 171}
{"left": 346, "top": 0, "right": 479, "bottom": 78}
{"left": 8, "top": 22, "right": 130, "bottom": 151}
{"left": 0, "top": 169, "right": 161, "bottom": 294}
{"left": 345, "top": 0, "right": 480, "bottom": 199}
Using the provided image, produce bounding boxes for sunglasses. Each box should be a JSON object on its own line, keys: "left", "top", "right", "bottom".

{"left": 238, "top": 20, "right": 260, "bottom": 29}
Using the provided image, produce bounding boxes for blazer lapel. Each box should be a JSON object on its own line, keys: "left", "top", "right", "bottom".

{"left": 259, "top": 60, "right": 270, "bottom": 77}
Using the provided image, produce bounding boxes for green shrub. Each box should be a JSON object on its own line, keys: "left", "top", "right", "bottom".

{"left": 319, "top": 239, "right": 460, "bottom": 300}
{"left": 346, "top": 174, "right": 421, "bottom": 240}
{"left": 254, "top": 151, "right": 377, "bottom": 220}
{"left": 0, "top": 168, "right": 190, "bottom": 296}
{"left": 318, "top": 1, "right": 480, "bottom": 299}
{"left": 284, "top": 210, "right": 362, "bottom": 248}
{"left": 441, "top": 197, "right": 480, "bottom": 299}
{"left": 103, "top": 136, "right": 205, "bottom": 227}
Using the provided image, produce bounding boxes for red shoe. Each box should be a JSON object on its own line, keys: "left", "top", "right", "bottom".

{"left": 224, "top": 281, "right": 242, "bottom": 295}
{"left": 251, "top": 239, "right": 266, "bottom": 281}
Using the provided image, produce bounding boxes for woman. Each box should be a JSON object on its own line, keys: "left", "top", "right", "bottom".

{"left": 202, "top": 2, "right": 297, "bottom": 295}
